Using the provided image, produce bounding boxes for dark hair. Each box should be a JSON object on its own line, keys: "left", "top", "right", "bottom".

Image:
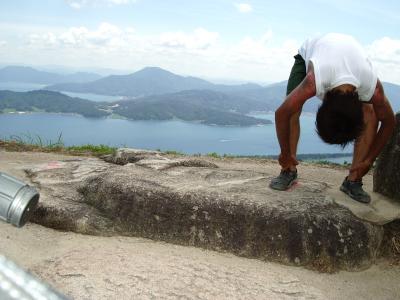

{"left": 315, "top": 90, "right": 364, "bottom": 148}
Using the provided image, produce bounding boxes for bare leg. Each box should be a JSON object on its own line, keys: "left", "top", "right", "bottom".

{"left": 288, "top": 111, "right": 301, "bottom": 171}
{"left": 348, "top": 104, "right": 378, "bottom": 181}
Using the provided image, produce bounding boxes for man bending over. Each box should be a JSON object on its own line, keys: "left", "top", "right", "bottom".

{"left": 270, "top": 33, "right": 396, "bottom": 204}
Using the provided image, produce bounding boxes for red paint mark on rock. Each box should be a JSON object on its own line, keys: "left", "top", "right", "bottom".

{"left": 46, "top": 161, "right": 63, "bottom": 169}
{"left": 286, "top": 181, "right": 300, "bottom": 192}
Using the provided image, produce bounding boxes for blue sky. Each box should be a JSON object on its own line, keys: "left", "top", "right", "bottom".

{"left": 0, "top": 0, "right": 399, "bottom": 83}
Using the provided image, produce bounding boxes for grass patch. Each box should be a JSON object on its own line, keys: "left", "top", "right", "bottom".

{"left": 206, "top": 152, "right": 235, "bottom": 158}
{"left": 207, "top": 152, "right": 221, "bottom": 158}
{"left": 0, "top": 133, "right": 116, "bottom": 156}
{"left": 312, "top": 160, "right": 342, "bottom": 166}
{"left": 66, "top": 144, "right": 116, "bottom": 156}
{"left": 163, "top": 150, "right": 185, "bottom": 156}
{"left": 6, "top": 132, "right": 64, "bottom": 149}
{"left": 0, "top": 135, "right": 353, "bottom": 165}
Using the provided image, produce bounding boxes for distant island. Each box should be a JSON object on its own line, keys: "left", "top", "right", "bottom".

{"left": 0, "top": 90, "right": 271, "bottom": 126}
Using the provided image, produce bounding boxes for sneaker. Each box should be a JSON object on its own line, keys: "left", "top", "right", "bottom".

{"left": 340, "top": 177, "right": 371, "bottom": 204}
{"left": 270, "top": 170, "right": 298, "bottom": 191}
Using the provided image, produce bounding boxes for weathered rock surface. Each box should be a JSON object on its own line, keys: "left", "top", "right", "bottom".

{"left": 374, "top": 113, "right": 400, "bottom": 201}
{"left": 22, "top": 149, "right": 395, "bottom": 272}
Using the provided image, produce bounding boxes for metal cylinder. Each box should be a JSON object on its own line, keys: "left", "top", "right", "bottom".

{"left": 0, "top": 255, "right": 68, "bottom": 300}
{"left": 0, "top": 172, "right": 39, "bottom": 227}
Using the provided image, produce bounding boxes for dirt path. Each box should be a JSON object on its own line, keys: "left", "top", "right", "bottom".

{"left": 1, "top": 222, "right": 399, "bottom": 300}
{"left": 0, "top": 150, "right": 399, "bottom": 299}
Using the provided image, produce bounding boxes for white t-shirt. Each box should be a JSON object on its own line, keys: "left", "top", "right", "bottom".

{"left": 298, "top": 33, "right": 377, "bottom": 101}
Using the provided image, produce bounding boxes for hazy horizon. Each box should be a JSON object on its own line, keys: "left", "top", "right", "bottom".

{"left": 0, "top": 63, "right": 274, "bottom": 85}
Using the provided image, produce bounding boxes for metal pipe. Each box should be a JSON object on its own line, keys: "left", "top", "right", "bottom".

{"left": 0, "top": 172, "right": 39, "bottom": 227}
{"left": 0, "top": 255, "right": 68, "bottom": 300}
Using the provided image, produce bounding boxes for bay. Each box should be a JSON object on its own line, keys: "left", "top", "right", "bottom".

{"left": 0, "top": 82, "right": 353, "bottom": 163}
{"left": 0, "top": 82, "right": 46, "bottom": 91}
{"left": 59, "top": 91, "right": 121, "bottom": 102}
{"left": 0, "top": 113, "right": 352, "bottom": 162}
{"left": 0, "top": 81, "right": 120, "bottom": 102}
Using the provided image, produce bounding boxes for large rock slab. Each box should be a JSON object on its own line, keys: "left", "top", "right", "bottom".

{"left": 23, "top": 149, "right": 388, "bottom": 272}
{"left": 374, "top": 113, "right": 400, "bottom": 201}
{"left": 329, "top": 189, "right": 400, "bottom": 225}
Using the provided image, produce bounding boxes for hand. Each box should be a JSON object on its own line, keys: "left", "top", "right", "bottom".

{"left": 350, "top": 160, "right": 373, "bottom": 180}
{"left": 278, "top": 153, "right": 298, "bottom": 170}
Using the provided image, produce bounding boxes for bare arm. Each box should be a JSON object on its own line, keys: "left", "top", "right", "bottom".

{"left": 364, "top": 79, "right": 396, "bottom": 163}
{"left": 275, "top": 65, "right": 316, "bottom": 169}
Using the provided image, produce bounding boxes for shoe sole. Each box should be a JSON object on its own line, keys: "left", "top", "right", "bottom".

{"left": 270, "top": 179, "right": 297, "bottom": 191}
{"left": 340, "top": 185, "right": 371, "bottom": 204}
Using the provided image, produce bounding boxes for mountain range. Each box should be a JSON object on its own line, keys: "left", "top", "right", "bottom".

{"left": 46, "top": 67, "right": 263, "bottom": 97}
{"left": 0, "top": 66, "right": 102, "bottom": 84}
{"left": 0, "top": 65, "right": 399, "bottom": 126}
{"left": 45, "top": 66, "right": 400, "bottom": 113}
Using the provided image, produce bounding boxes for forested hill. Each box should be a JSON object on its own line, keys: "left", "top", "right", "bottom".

{"left": 0, "top": 90, "right": 271, "bottom": 126}
{"left": 0, "top": 90, "right": 108, "bottom": 117}
{"left": 111, "top": 89, "right": 272, "bottom": 126}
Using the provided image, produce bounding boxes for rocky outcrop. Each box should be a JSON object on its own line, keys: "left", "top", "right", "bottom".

{"left": 102, "top": 148, "right": 218, "bottom": 169}
{"left": 374, "top": 113, "right": 400, "bottom": 201}
{"left": 24, "top": 149, "right": 393, "bottom": 272}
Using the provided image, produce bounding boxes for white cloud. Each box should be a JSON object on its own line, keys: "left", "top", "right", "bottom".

{"left": 20, "top": 24, "right": 299, "bottom": 82}
{"left": 158, "top": 28, "right": 219, "bottom": 50}
{"left": 368, "top": 37, "right": 400, "bottom": 64}
{"left": 3, "top": 23, "right": 400, "bottom": 84}
{"left": 235, "top": 3, "right": 253, "bottom": 13}
{"left": 29, "top": 23, "right": 134, "bottom": 50}
{"left": 66, "top": 0, "right": 89, "bottom": 9}
{"left": 65, "top": 0, "right": 136, "bottom": 9}
{"left": 108, "top": 0, "right": 131, "bottom": 4}
{"left": 367, "top": 37, "right": 400, "bottom": 84}
{"left": 29, "top": 24, "right": 219, "bottom": 53}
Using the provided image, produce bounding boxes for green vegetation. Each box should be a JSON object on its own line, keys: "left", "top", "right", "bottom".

{"left": 0, "top": 90, "right": 109, "bottom": 118}
{"left": 207, "top": 152, "right": 221, "bottom": 158}
{"left": 163, "top": 150, "right": 185, "bottom": 156}
{"left": 0, "top": 89, "right": 271, "bottom": 126}
{"left": 0, "top": 133, "right": 115, "bottom": 156}
{"left": 113, "top": 90, "right": 271, "bottom": 126}
{"left": 7, "top": 132, "right": 64, "bottom": 149}
{"left": 311, "top": 160, "right": 342, "bottom": 167}
{"left": 66, "top": 144, "right": 116, "bottom": 156}
{"left": 0, "top": 132, "right": 351, "bottom": 165}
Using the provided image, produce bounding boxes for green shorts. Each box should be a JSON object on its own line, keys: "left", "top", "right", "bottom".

{"left": 286, "top": 54, "right": 306, "bottom": 96}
